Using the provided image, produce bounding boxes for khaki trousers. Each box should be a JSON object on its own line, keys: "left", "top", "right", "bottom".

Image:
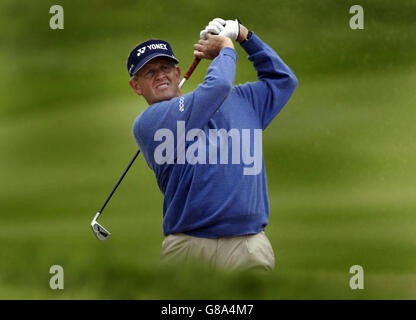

{"left": 161, "top": 231, "right": 275, "bottom": 271}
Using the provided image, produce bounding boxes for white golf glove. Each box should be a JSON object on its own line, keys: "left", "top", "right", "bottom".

{"left": 200, "top": 18, "right": 225, "bottom": 40}
{"left": 200, "top": 18, "right": 240, "bottom": 41}
{"left": 219, "top": 19, "right": 240, "bottom": 40}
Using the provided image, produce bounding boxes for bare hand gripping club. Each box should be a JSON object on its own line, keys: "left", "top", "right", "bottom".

{"left": 91, "top": 58, "right": 201, "bottom": 241}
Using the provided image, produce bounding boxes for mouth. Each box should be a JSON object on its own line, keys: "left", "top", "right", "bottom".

{"left": 155, "top": 82, "right": 170, "bottom": 90}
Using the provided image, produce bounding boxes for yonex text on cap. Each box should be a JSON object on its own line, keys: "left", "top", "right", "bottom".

{"left": 127, "top": 39, "right": 179, "bottom": 77}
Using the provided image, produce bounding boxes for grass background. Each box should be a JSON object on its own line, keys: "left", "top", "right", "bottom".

{"left": 0, "top": 0, "right": 415, "bottom": 299}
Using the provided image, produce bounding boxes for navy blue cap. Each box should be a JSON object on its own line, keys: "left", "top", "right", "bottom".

{"left": 127, "top": 39, "right": 179, "bottom": 77}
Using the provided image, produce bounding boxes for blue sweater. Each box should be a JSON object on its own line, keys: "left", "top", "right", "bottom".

{"left": 133, "top": 33, "right": 297, "bottom": 238}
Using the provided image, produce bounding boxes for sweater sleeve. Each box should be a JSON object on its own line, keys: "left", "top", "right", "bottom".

{"left": 186, "top": 47, "right": 237, "bottom": 130}
{"left": 235, "top": 32, "right": 298, "bottom": 129}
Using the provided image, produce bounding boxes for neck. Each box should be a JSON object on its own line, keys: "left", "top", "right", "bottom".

{"left": 146, "top": 89, "right": 182, "bottom": 105}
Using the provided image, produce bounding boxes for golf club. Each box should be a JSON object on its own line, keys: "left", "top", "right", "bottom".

{"left": 179, "top": 58, "right": 200, "bottom": 88}
{"left": 91, "top": 57, "right": 201, "bottom": 241}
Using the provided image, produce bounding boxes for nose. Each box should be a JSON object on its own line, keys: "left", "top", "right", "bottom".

{"left": 155, "top": 67, "right": 168, "bottom": 80}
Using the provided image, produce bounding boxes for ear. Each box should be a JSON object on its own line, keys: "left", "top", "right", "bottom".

{"left": 175, "top": 66, "right": 181, "bottom": 81}
{"left": 129, "top": 79, "right": 143, "bottom": 96}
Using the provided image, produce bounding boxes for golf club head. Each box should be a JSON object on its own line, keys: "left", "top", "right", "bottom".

{"left": 91, "top": 214, "right": 111, "bottom": 241}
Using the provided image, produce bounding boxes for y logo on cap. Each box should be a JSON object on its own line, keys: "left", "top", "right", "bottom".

{"left": 137, "top": 47, "right": 146, "bottom": 56}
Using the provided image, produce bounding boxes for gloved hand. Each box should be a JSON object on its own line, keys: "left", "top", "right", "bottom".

{"left": 200, "top": 18, "right": 240, "bottom": 41}
{"left": 219, "top": 19, "right": 240, "bottom": 41}
{"left": 200, "top": 18, "right": 225, "bottom": 40}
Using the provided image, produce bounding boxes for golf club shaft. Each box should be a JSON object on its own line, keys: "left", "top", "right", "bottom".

{"left": 97, "top": 57, "right": 200, "bottom": 216}
{"left": 98, "top": 148, "right": 141, "bottom": 214}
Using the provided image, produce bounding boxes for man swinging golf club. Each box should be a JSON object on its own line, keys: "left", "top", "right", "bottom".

{"left": 128, "top": 18, "right": 297, "bottom": 271}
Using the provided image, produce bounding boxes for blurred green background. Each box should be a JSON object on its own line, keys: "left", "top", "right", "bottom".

{"left": 1, "top": 0, "right": 415, "bottom": 299}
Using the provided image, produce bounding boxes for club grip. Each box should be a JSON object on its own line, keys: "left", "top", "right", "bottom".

{"left": 184, "top": 58, "right": 201, "bottom": 80}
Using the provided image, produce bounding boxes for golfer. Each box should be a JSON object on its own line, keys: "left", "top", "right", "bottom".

{"left": 127, "top": 18, "right": 297, "bottom": 271}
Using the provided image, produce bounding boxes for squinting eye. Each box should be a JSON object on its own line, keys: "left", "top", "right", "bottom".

{"left": 145, "top": 70, "right": 154, "bottom": 78}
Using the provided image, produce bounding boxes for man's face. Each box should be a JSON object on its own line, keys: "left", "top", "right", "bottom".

{"left": 129, "top": 57, "right": 181, "bottom": 105}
